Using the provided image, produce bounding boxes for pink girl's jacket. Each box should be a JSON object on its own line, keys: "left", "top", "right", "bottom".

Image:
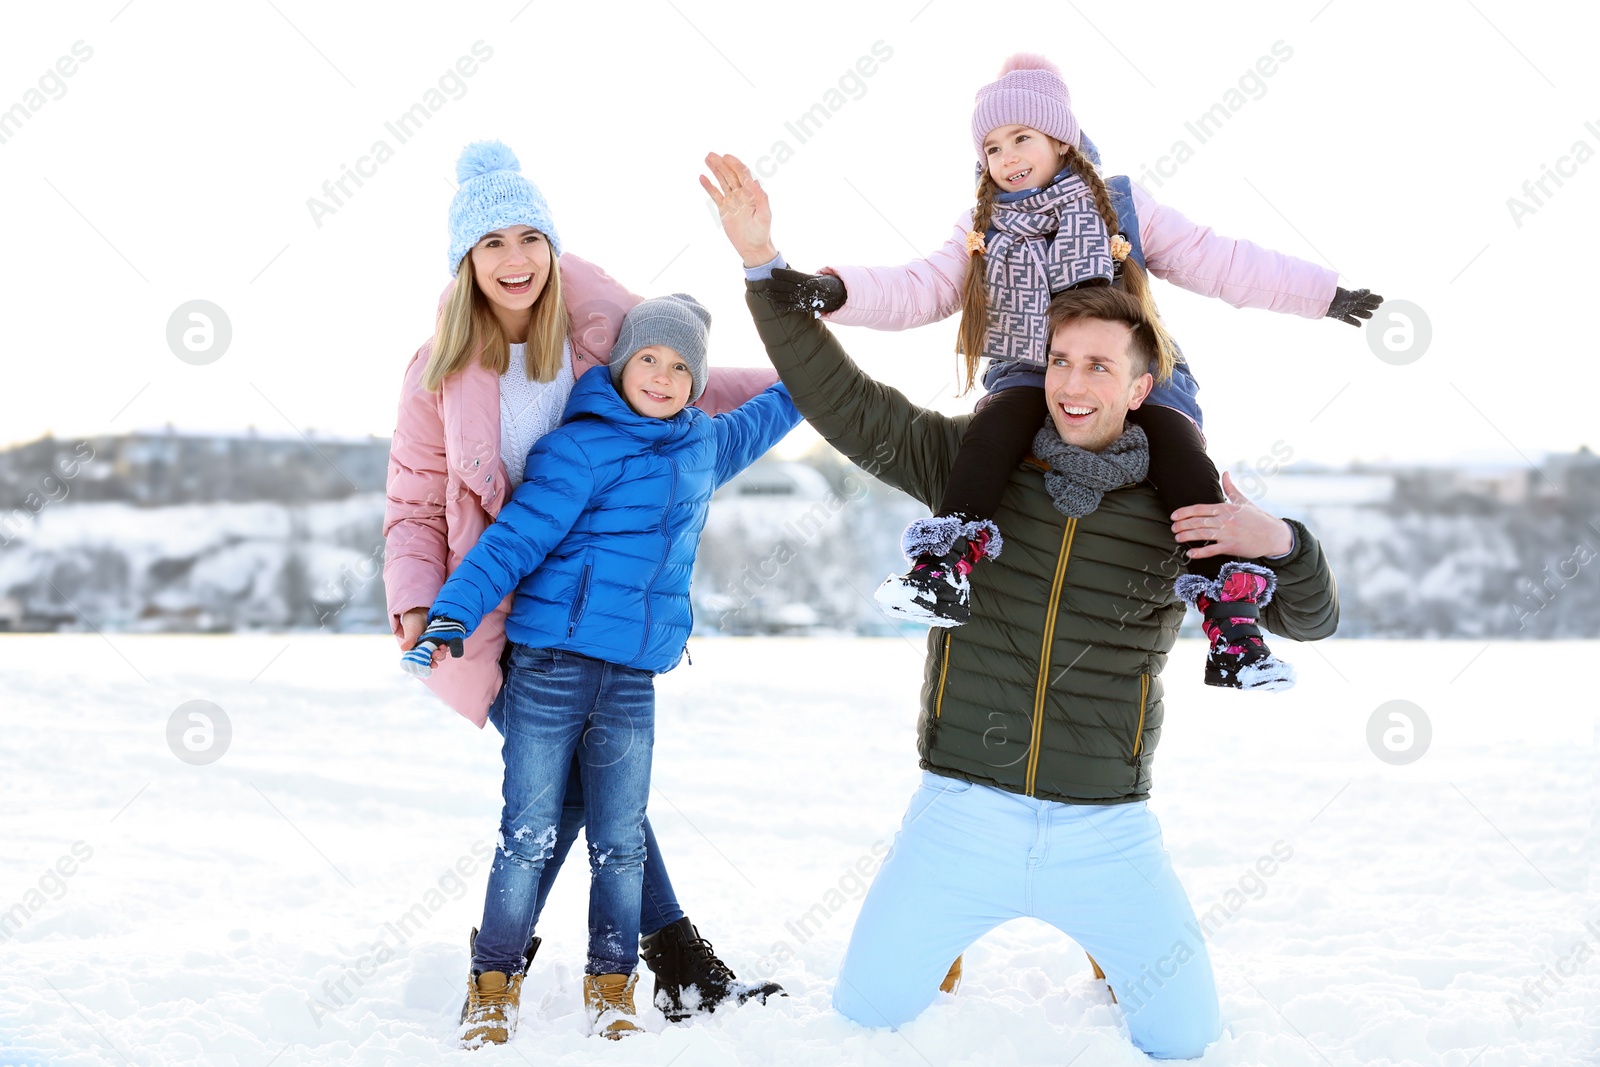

{"left": 819, "top": 182, "right": 1338, "bottom": 331}
{"left": 383, "top": 253, "right": 779, "bottom": 726}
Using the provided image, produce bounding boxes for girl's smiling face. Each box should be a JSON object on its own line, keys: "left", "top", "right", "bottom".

{"left": 982, "top": 124, "right": 1067, "bottom": 191}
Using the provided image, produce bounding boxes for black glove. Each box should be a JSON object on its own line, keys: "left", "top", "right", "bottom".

{"left": 1326, "top": 286, "right": 1383, "bottom": 327}
{"left": 761, "top": 267, "right": 847, "bottom": 316}
{"left": 399, "top": 615, "right": 467, "bottom": 678}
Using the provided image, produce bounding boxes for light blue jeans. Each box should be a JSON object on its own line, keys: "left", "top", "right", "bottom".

{"left": 835, "top": 771, "right": 1222, "bottom": 1060}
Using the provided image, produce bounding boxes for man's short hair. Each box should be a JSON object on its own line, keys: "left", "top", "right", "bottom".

{"left": 1045, "top": 285, "right": 1158, "bottom": 379}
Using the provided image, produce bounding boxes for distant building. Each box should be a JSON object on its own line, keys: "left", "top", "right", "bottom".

{"left": 0, "top": 429, "right": 389, "bottom": 509}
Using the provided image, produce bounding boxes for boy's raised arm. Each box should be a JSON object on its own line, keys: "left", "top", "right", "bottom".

{"left": 711, "top": 383, "right": 803, "bottom": 488}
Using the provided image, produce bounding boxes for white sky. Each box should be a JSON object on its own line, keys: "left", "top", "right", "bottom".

{"left": 3, "top": 1, "right": 1596, "bottom": 474}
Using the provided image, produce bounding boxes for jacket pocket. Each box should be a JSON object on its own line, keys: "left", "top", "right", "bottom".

{"left": 1129, "top": 672, "right": 1150, "bottom": 765}
{"left": 566, "top": 559, "right": 593, "bottom": 637}
{"left": 935, "top": 632, "right": 952, "bottom": 718}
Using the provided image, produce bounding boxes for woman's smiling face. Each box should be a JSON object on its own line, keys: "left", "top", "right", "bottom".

{"left": 470, "top": 225, "right": 551, "bottom": 318}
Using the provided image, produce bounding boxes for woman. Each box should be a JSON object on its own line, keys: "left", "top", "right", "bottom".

{"left": 384, "top": 140, "right": 782, "bottom": 1027}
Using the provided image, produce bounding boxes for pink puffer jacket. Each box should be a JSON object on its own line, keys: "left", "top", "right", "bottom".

{"left": 820, "top": 180, "right": 1338, "bottom": 330}
{"left": 383, "top": 253, "right": 779, "bottom": 726}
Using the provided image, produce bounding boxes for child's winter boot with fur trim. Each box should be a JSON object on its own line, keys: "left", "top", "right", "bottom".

{"left": 874, "top": 514, "right": 1002, "bottom": 627}
{"left": 1175, "top": 561, "right": 1297, "bottom": 691}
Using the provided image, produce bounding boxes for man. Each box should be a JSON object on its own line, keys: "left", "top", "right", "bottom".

{"left": 740, "top": 276, "right": 1338, "bottom": 1059}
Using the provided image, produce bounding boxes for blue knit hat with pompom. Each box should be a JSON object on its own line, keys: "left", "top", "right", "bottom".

{"left": 447, "top": 140, "right": 561, "bottom": 276}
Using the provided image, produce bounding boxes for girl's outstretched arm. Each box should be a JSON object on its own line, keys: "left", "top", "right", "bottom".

{"left": 817, "top": 214, "right": 971, "bottom": 331}
{"left": 1133, "top": 182, "right": 1339, "bottom": 319}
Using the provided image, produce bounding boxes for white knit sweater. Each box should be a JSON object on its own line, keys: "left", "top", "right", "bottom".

{"left": 499, "top": 340, "right": 575, "bottom": 489}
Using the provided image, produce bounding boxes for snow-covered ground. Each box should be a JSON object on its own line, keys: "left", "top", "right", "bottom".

{"left": 1, "top": 634, "right": 1594, "bottom": 1066}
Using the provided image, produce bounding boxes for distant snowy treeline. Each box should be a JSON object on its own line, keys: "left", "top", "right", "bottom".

{"left": 0, "top": 432, "right": 1596, "bottom": 637}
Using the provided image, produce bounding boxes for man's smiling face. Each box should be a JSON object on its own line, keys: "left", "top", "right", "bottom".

{"left": 1043, "top": 317, "right": 1154, "bottom": 452}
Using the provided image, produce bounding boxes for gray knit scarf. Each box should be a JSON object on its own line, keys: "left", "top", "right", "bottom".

{"left": 983, "top": 171, "right": 1116, "bottom": 366}
{"left": 1030, "top": 421, "right": 1150, "bottom": 518}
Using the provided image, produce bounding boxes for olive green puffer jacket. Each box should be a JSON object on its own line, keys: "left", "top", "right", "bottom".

{"left": 745, "top": 282, "right": 1339, "bottom": 805}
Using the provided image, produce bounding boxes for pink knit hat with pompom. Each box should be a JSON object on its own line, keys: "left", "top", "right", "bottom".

{"left": 971, "top": 53, "right": 1079, "bottom": 162}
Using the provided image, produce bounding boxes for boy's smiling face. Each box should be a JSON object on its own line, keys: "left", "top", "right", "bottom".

{"left": 619, "top": 345, "right": 692, "bottom": 418}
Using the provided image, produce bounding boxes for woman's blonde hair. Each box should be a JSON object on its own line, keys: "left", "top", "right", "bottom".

{"left": 423, "top": 237, "right": 569, "bottom": 392}
{"left": 956, "top": 142, "right": 1179, "bottom": 393}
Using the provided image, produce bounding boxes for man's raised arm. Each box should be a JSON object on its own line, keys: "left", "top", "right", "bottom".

{"left": 744, "top": 279, "right": 958, "bottom": 510}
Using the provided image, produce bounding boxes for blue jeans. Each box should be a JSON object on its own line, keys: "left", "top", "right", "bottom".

{"left": 486, "top": 668, "right": 684, "bottom": 944}
{"left": 836, "top": 772, "right": 1222, "bottom": 1060}
{"left": 474, "top": 645, "right": 662, "bottom": 976}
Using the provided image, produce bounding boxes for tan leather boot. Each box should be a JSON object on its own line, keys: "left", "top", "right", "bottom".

{"left": 459, "top": 970, "right": 523, "bottom": 1048}
{"left": 583, "top": 972, "right": 643, "bottom": 1039}
{"left": 1087, "top": 952, "right": 1116, "bottom": 1003}
{"left": 940, "top": 955, "right": 962, "bottom": 994}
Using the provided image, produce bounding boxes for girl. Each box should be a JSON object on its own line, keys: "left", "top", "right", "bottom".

{"left": 700, "top": 53, "right": 1381, "bottom": 691}
{"left": 402, "top": 293, "right": 801, "bottom": 1043}
{"left": 384, "top": 141, "right": 782, "bottom": 1037}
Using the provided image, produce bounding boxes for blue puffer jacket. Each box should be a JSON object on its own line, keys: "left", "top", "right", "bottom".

{"left": 431, "top": 369, "right": 801, "bottom": 673}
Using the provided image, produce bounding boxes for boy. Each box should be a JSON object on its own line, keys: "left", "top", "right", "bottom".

{"left": 402, "top": 293, "right": 798, "bottom": 1044}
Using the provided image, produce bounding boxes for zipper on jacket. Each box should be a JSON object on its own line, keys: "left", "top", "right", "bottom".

{"left": 567, "top": 561, "right": 593, "bottom": 637}
{"left": 934, "top": 632, "right": 952, "bottom": 718}
{"left": 1130, "top": 672, "right": 1150, "bottom": 768}
{"left": 638, "top": 447, "right": 678, "bottom": 661}
{"left": 1025, "top": 518, "right": 1078, "bottom": 797}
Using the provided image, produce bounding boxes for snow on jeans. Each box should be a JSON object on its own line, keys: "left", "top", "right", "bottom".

{"left": 835, "top": 772, "right": 1223, "bottom": 1061}
{"left": 473, "top": 645, "right": 655, "bottom": 977}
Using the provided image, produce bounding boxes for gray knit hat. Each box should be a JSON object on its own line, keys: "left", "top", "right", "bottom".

{"left": 610, "top": 293, "right": 712, "bottom": 404}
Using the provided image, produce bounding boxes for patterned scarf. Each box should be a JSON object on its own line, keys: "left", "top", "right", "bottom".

{"left": 983, "top": 172, "right": 1115, "bottom": 366}
{"left": 1030, "top": 421, "right": 1149, "bottom": 518}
